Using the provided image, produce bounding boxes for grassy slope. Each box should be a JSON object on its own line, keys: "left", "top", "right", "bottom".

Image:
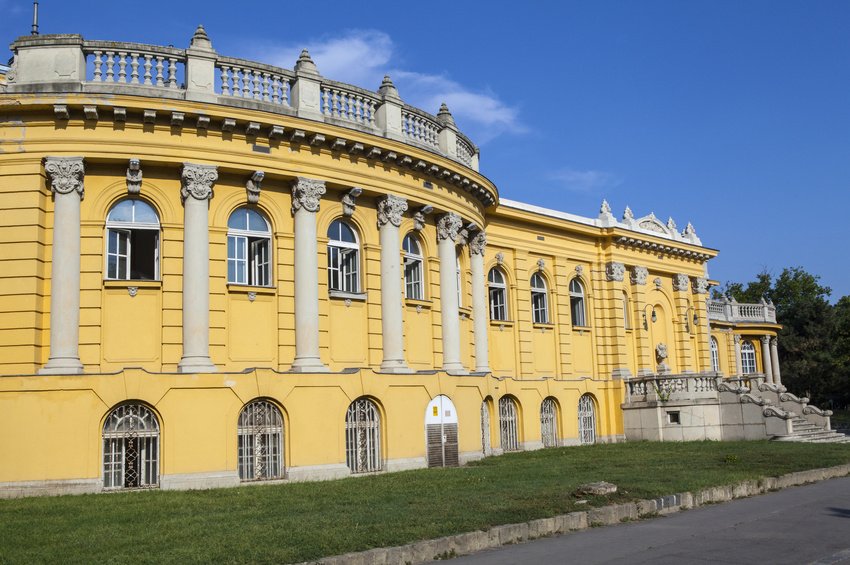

{"left": 1, "top": 441, "right": 848, "bottom": 564}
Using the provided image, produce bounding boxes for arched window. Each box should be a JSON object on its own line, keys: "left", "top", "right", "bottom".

{"left": 488, "top": 268, "right": 508, "bottom": 321}
{"left": 578, "top": 394, "right": 596, "bottom": 445}
{"left": 328, "top": 219, "right": 360, "bottom": 293}
{"left": 102, "top": 403, "right": 159, "bottom": 489}
{"left": 622, "top": 292, "right": 631, "bottom": 330}
{"left": 530, "top": 272, "right": 549, "bottom": 324}
{"left": 456, "top": 254, "right": 464, "bottom": 307}
{"left": 227, "top": 207, "right": 271, "bottom": 286}
{"left": 105, "top": 199, "right": 160, "bottom": 280}
{"left": 237, "top": 400, "right": 284, "bottom": 481}
{"left": 345, "top": 398, "right": 381, "bottom": 473}
{"left": 540, "top": 397, "right": 559, "bottom": 448}
{"left": 570, "top": 278, "right": 587, "bottom": 327}
{"left": 498, "top": 396, "right": 520, "bottom": 452}
{"left": 403, "top": 233, "right": 424, "bottom": 300}
{"left": 480, "top": 399, "right": 492, "bottom": 456}
{"left": 710, "top": 337, "right": 720, "bottom": 372}
{"left": 741, "top": 340, "right": 757, "bottom": 374}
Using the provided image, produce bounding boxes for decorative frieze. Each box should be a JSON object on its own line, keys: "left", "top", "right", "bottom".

{"left": 630, "top": 266, "right": 648, "bottom": 286}
{"left": 341, "top": 187, "right": 363, "bottom": 217}
{"left": 126, "top": 158, "right": 142, "bottom": 194}
{"left": 605, "top": 262, "right": 625, "bottom": 282}
{"left": 246, "top": 171, "right": 264, "bottom": 204}
{"left": 291, "top": 177, "right": 326, "bottom": 214}
{"left": 376, "top": 194, "right": 408, "bottom": 228}
{"left": 180, "top": 163, "right": 218, "bottom": 201}
{"left": 672, "top": 274, "right": 690, "bottom": 292}
{"left": 692, "top": 277, "right": 709, "bottom": 294}
{"left": 436, "top": 213, "right": 463, "bottom": 242}
{"left": 469, "top": 231, "right": 487, "bottom": 256}
{"left": 44, "top": 156, "right": 85, "bottom": 197}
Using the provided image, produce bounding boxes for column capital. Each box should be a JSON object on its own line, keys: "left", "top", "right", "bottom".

{"left": 672, "top": 273, "right": 690, "bottom": 292}
{"left": 469, "top": 230, "right": 487, "bottom": 256}
{"left": 630, "top": 265, "right": 648, "bottom": 286}
{"left": 436, "top": 212, "right": 463, "bottom": 242}
{"left": 181, "top": 163, "right": 218, "bottom": 202}
{"left": 761, "top": 335, "right": 771, "bottom": 345}
{"left": 376, "top": 194, "right": 408, "bottom": 228}
{"left": 44, "top": 156, "right": 85, "bottom": 197}
{"left": 692, "top": 276, "right": 709, "bottom": 294}
{"left": 771, "top": 336, "right": 779, "bottom": 347}
{"left": 605, "top": 262, "right": 625, "bottom": 282}
{"left": 291, "top": 176, "right": 326, "bottom": 214}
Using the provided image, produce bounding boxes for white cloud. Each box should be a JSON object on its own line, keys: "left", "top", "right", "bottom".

{"left": 547, "top": 168, "right": 623, "bottom": 193}
{"left": 251, "top": 29, "right": 523, "bottom": 145}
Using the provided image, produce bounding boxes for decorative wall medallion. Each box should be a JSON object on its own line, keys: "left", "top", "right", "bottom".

{"left": 127, "top": 286, "right": 138, "bottom": 297}
{"left": 344, "top": 298, "right": 352, "bottom": 307}
{"left": 495, "top": 252, "right": 504, "bottom": 265}
{"left": 575, "top": 265, "right": 584, "bottom": 276}
{"left": 126, "top": 158, "right": 142, "bottom": 194}
{"left": 246, "top": 171, "right": 264, "bottom": 204}
{"left": 537, "top": 258, "right": 546, "bottom": 270}
{"left": 341, "top": 187, "right": 363, "bottom": 217}
{"left": 653, "top": 277, "right": 662, "bottom": 289}
{"left": 248, "top": 291, "right": 256, "bottom": 302}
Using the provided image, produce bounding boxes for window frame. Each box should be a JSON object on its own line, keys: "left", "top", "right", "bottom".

{"left": 488, "top": 267, "right": 508, "bottom": 321}
{"left": 710, "top": 336, "right": 720, "bottom": 372}
{"left": 741, "top": 339, "right": 757, "bottom": 374}
{"left": 237, "top": 399, "right": 284, "bottom": 481}
{"left": 570, "top": 278, "right": 588, "bottom": 327}
{"left": 227, "top": 207, "right": 272, "bottom": 287}
{"left": 403, "top": 233, "right": 425, "bottom": 300}
{"left": 327, "top": 219, "right": 361, "bottom": 294}
{"left": 102, "top": 403, "right": 160, "bottom": 490}
{"left": 345, "top": 398, "right": 382, "bottom": 473}
{"left": 104, "top": 199, "right": 160, "bottom": 282}
{"left": 530, "top": 272, "right": 549, "bottom": 324}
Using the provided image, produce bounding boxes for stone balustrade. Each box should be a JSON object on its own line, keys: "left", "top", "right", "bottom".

{"left": 625, "top": 373, "right": 720, "bottom": 403}
{"left": 3, "top": 28, "right": 480, "bottom": 172}
{"left": 707, "top": 298, "right": 777, "bottom": 324}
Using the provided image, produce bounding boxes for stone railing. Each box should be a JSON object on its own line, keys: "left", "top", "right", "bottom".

{"left": 625, "top": 373, "right": 719, "bottom": 403}
{"left": 3, "top": 28, "right": 480, "bottom": 172}
{"left": 707, "top": 299, "right": 777, "bottom": 324}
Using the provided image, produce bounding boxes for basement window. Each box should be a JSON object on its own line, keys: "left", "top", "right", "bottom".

{"left": 667, "top": 411, "right": 681, "bottom": 425}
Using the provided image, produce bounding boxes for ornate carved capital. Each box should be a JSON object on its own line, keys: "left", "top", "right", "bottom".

{"left": 126, "top": 158, "right": 142, "bottom": 194}
{"left": 770, "top": 336, "right": 778, "bottom": 347}
{"left": 469, "top": 231, "right": 487, "bottom": 256}
{"left": 291, "top": 177, "right": 326, "bottom": 214}
{"left": 692, "top": 276, "right": 709, "bottom": 294}
{"left": 734, "top": 334, "right": 742, "bottom": 344}
{"left": 630, "top": 266, "right": 648, "bottom": 286}
{"left": 246, "top": 171, "right": 264, "bottom": 204}
{"left": 761, "top": 335, "right": 771, "bottom": 345}
{"left": 606, "top": 262, "right": 625, "bottom": 282}
{"left": 436, "top": 213, "right": 463, "bottom": 242}
{"left": 44, "top": 156, "right": 85, "bottom": 198}
{"left": 181, "top": 163, "right": 218, "bottom": 202}
{"left": 376, "top": 194, "right": 408, "bottom": 228}
{"left": 672, "top": 274, "right": 690, "bottom": 292}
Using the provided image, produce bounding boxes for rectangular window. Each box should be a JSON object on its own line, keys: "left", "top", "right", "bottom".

{"left": 251, "top": 238, "right": 270, "bottom": 287}
{"left": 532, "top": 291, "right": 548, "bottom": 324}
{"left": 405, "top": 259, "right": 423, "bottom": 300}
{"left": 107, "top": 229, "right": 129, "bottom": 280}
{"left": 489, "top": 288, "right": 506, "bottom": 321}
{"left": 228, "top": 235, "right": 248, "bottom": 285}
{"left": 571, "top": 297, "right": 586, "bottom": 327}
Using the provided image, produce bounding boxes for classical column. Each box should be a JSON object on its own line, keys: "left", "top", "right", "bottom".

{"left": 290, "top": 177, "right": 329, "bottom": 372}
{"left": 469, "top": 231, "right": 490, "bottom": 373}
{"left": 39, "top": 157, "right": 85, "bottom": 374}
{"left": 761, "top": 335, "right": 773, "bottom": 384}
{"left": 770, "top": 337, "right": 782, "bottom": 385}
{"left": 734, "top": 334, "right": 743, "bottom": 377}
{"left": 437, "top": 213, "right": 465, "bottom": 372}
{"left": 178, "top": 163, "right": 218, "bottom": 373}
{"left": 376, "top": 194, "right": 410, "bottom": 373}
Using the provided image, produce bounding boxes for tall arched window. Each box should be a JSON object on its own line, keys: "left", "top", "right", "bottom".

{"left": 498, "top": 396, "right": 520, "bottom": 452}
{"left": 530, "top": 272, "right": 549, "bottom": 324}
{"left": 456, "top": 254, "right": 464, "bottom": 307}
{"left": 741, "top": 340, "right": 757, "bottom": 374}
{"left": 345, "top": 398, "right": 382, "bottom": 473}
{"left": 102, "top": 403, "right": 159, "bottom": 489}
{"left": 578, "top": 394, "right": 596, "bottom": 445}
{"left": 481, "top": 399, "right": 492, "bottom": 456}
{"left": 105, "top": 199, "right": 160, "bottom": 280}
{"left": 540, "top": 397, "right": 559, "bottom": 448}
{"left": 622, "top": 292, "right": 631, "bottom": 330}
{"left": 227, "top": 207, "right": 271, "bottom": 286}
{"left": 403, "top": 233, "right": 424, "bottom": 300}
{"left": 570, "top": 278, "right": 587, "bottom": 327}
{"left": 327, "top": 219, "right": 360, "bottom": 293}
{"left": 710, "top": 337, "right": 720, "bottom": 372}
{"left": 488, "top": 268, "right": 508, "bottom": 321}
{"left": 237, "top": 400, "right": 284, "bottom": 481}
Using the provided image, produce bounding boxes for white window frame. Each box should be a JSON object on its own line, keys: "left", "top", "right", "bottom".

{"left": 531, "top": 272, "right": 549, "bottom": 324}
{"left": 105, "top": 199, "right": 160, "bottom": 281}
{"left": 741, "top": 340, "right": 757, "bottom": 374}
{"left": 488, "top": 268, "right": 508, "bottom": 321}
{"left": 227, "top": 208, "right": 272, "bottom": 287}
{"left": 570, "top": 278, "right": 587, "bottom": 327}
{"left": 328, "top": 219, "right": 361, "bottom": 293}
{"left": 710, "top": 336, "right": 720, "bottom": 372}
{"left": 403, "top": 233, "right": 424, "bottom": 300}
{"left": 237, "top": 399, "right": 284, "bottom": 481}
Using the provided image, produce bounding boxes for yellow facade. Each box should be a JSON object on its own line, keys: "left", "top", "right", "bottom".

{"left": 0, "top": 30, "right": 773, "bottom": 496}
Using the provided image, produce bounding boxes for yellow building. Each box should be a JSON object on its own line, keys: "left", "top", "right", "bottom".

{"left": 1, "top": 27, "right": 816, "bottom": 498}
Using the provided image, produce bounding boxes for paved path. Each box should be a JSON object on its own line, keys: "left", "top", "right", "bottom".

{"left": 452, "top": 476, "right": 850, "bottom": 564}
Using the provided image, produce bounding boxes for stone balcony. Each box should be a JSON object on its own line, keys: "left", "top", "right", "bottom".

{"left": 2, "top": 26, "right": 480, "bottom": 173}
{"left": 707, "top": 298, "right": 777, "bottom": 324}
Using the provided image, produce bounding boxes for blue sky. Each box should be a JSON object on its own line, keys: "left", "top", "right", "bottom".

{"left": 3, "top": 1, "right": 849, "bottom": 299}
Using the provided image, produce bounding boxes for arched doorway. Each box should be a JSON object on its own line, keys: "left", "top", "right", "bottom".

{"left": 425, "top": 395, "right": 459, "bottom": 467}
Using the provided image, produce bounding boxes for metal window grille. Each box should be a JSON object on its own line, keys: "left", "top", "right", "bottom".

{"left": 237, "top": 400, "right": 284, "bottom": 481}
{"left": 710, "top": 337, "right": 720, "bottom": 372}
{"left": 327, "top": 220, "right": 360, "bottom": 293}
{"left": 499, "top": 396, "right": 520, "bottom": 452}
{"left": 227, "top": 208, "right": 272, "bottom": 286}
{"left": 531, "top": 273, "right": 548, "bottom": 324}
{"left": 102, "top": 403, "right": 159, "bottom": 489}
{"left": 570, "top": 278, "right": 587, "bottom": 327}
{"left": 741, "top": 340, "right": 757, "bottom": 374}
{"left": 540, "top": 397, "right": 559, "bottom": 448}
{"left": 105, "top": 199, "right": 160, "bottom": 281}
{"left": 578, "top": 394, "right": 597, "bottom": 445}
{"left": 480, "top": 400, "right": 491, "bottom": 455}
{"left": 403, "top": 234, "right": 424, "bottom": 300}
{"left": 488, "top": 268, "right": 507, "bottom": 321}
{"left": 345, "top": 398, "right": 382, "bottom": 473}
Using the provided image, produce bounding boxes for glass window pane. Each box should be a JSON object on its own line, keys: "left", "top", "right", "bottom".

{"left": 107, "top": 200, "right": 133, "bottom": 222}
{"left": 132, "top": 201, "right": 158, "bottom": 224}
{"left": 247, "top": 209, "right": 268, "bottom": 232}
{"left": 228, "top": 209, "right": 248, "bottom": 230}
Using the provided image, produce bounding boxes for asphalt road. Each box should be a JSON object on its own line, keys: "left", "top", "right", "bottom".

{"left": 451, "top": 476, "right": 850, "bottom": 564}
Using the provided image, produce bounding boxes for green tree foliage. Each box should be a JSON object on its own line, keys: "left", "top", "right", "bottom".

{"left": 720, "top": 267, "right": 849, "bottom": 409}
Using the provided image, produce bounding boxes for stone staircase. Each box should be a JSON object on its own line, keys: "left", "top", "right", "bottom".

{"left": 774, "top": 416, "right": 850, "bottom": 444}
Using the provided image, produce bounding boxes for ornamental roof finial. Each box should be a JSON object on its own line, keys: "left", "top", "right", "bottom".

{"left": 378, "top": 75, "right": 401, "bottom": 100}
{"left": 436, "top": 102, "right": 456, "bottom": 128}
{"left": 295, "top": 49, "right": 320, "bottom": 76}
{"left": 190, "top": 24, "right": 213, "bottom": 49}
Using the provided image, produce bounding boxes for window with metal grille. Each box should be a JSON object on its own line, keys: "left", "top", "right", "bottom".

{"left": 498, "top": 396, "right": 520, "bottom": 452}
{"left": 345, "top": 398, "right": 382, "bottom": 473}
{"left": 540, "top": 397, "right": 559, "bottom": 448}
{"left": 531, "top": 272, "right": 549, "bottom": 324}
{"left": 710, "top": 336, "right": 720, "bottom": 372}
{"left": 227, "top": 208, "right": 272, "bottom": 286}
{"left": 488, "top": 268, "right": 508, "bottom": 321}
{"left": 237, "top": 399, "right": 284, "bottom": 481}
{"left": 741, "top": 340, "right": 757, "bottom": 374}
{"left": 578, "top": 394, "right": 597, "bottom": 445}
{"left": 570, "top": 278, "right": 587, "bottom": 327}
{"left": 481, "top": 399, "right": 492, "bottom": 455}
{"left": 105, "top": 199, "right": 160, "bottom": 280}
{"left": 328, "top": 219, "right": 360, "bottom": 293}
{"left": 102, "top": 403, "right": 159, "bottom": 489}
{"left": 403, "top": 233, "right": 424, "bottom": 300}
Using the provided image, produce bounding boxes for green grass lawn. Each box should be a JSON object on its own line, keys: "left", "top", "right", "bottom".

{"left": 1, "top": 441, "right": 848, "bottom": 564}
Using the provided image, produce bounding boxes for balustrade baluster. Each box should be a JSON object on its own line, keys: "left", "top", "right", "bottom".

{"left": 167, "top": 58, "right": 177, "bottom": 89}
{"left": 252, "top": 71, "right": 260, "bottom": 100}
{"left": 261, "top": 73, "right": 270, "bottom": 102}
{"left": 105, "top": 51, "right": 115, "bottom": 82}
{"left": 282, "top": 79, "right": 290, "bottom": 106}
{"left": 241, "top": 70, "right": 251, "bottom": 97}
{"left": 367, "top": 100, "right": 376, "bottom": 125}
{"left": 220, "top": 66, "right": 230, "bottom": 95}
{"left": 143, "top": 55, "right": 152, "bottom": 85}
{"left": 92, "top": 51, "right": 103, "bottom": 82}
{"left": 117, "top": 52, "right": 127, "bottom": 83}
{"left": 231, "top": 69, "right": 241, "bottom": 97}
{"left": 155, "top": 57, "right": 164, "bottom": 87}
{"left": 129, "top": 53, "right": 140, "bottom": 84}
{"left": 321, "top": 87, "right": 330, "bottom": 114}
{"left": 332, "top": 89, "right": 341, "bottom": 118}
